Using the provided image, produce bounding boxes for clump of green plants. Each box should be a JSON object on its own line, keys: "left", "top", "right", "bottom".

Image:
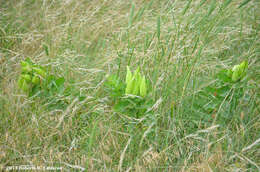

{"left": 192, "top": 60, "right": 249, "bottom": 124}
{"left": 226, "top": 60, "right": 248, "bottom": 82}
{"left": 125, "top": 66, "right": 147, "bottom": 97}
{"left": 18, "top": 58, "right": 47, "bottom": 93}
{"left": 18, "top": 58, "right": 66, "bottom": 96}
{"left": 105, "top": 66, "right": 153, "bottom": 119}
{"left": 18, "top": 58, "right": 70, "bottom": 109}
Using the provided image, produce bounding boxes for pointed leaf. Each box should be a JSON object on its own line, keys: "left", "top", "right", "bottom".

{"left": 32, "top": 76, "right": 40, "bottom": 84}
{"left": 22, "top": 74, "right": 32, "bottom": 82}
{"left": 126, "top": 66, "right": 132, "bottom": 84}
{"left": 140, "top": 76, "right": 147, "bottom": 97}
{"left": 125, "top": 77, "right": 135, "bottom": 94}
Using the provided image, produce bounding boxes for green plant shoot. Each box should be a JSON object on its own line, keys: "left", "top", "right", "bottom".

{"left": 18, "top": 58, "right": 47, "bottom": 93}
{"left": 125, "top": 66, "right": 147, "bottom": 97}
{"left": 228, "top": 60, "right": 248, "bottom": 82}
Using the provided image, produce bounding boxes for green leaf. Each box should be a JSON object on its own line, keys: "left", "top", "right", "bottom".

{"left": 114, "top": 100, "right": 129, "bottom": 113}
{"left": 133, "top": 67, "right": 140, "bottom": 78}
{"left": 238, "top": 0, "right": 252, "bottom": 8}
{"left": 18, "top": 76, "right": 24, "bottom": 89}
{"left": 32, "top": 75, "right": 40, "bottom": 84}
{"left": 125, "top": 77, "right": 135, "bottom": 94}
{"left": 79, "top": 95, "right": 86, "bottom": 101}
{"left": 231, "top": 61, "right": 248, "bottom": 82}
{"left": 30, "top": 84, "right": 41, "bottom": 96}
{"left": 232, "top": 64, "right": 240, "bottom": 72}
{"left": 55, "top": 77, "right": 65, "bottom": 88}
{"left": 21, "top": 60, "right": 28, "bottom": 68}
{"left": 132, "top": 80, "right": 140, "bottom": 95}
{"left": 22, "top": 74, "right": 32, "bottom": 82}
{"left": 25, "top": 57, "right": 33, "bottom": 64}
{"left": 133, "top": 73, "right": 141, "bottom": 95}
{"left": 105, "top": 74, "right": 124, "bottom": 97}
{"left": 18, "top": 77, "right": 29, "bottom": 92}
{"left": 33, "top": 67, "right": 46, "bottom": 78}
{"left": 126, "top": 66, "right": 132, "bottom": 84}
{"left": 22, "top": 82, "right": 29, "bottom": 92}
{"left": 55, "top": 77, "right": 65, "bottom": 93}
{"left": 140, "top": 76, "right": 147, "bottom": 97}
{"left": 157, "top": 16, "right": 161, "bottom": 41}
{"left": 182, "top": 0, "right": 192, "bottom": 15}
{"left": 217, "top": 69, "right": 232, "bottom": 82}
{"left": 43, "top": 43, "right": 49, "bottom": 56}
{"left": 226, "top": 69, "right": 232, "bottom": 78}
{"left": 221, "top": 0, "right": 232, "bottom": 10}
{"left": 21, "top": 61, "right": 32, "bottom": 73}
{"left": 128, "top": 3, "right": 135, "bottom": 28}
{"left": 232, "top": 70, "right": 240, "bottom": 82}
{"left": 239, "top": 60, "right": 248, "bottom": 74}
{"left": 207, "top": 0, "right": 216, "bottom": 17}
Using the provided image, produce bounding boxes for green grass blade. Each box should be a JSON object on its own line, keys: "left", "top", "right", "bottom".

{"left": 199, "top": 0, "right": 207, "bottom": 7}
{"left": 238, "top": 0, "right": 252, "bottom": 8}
{"left": 128, "top": 3, "right": 135, "bottom": 28}
{"left": 207, "top": 0, "right": 217, "bottom": 17}
{"left": 221, "top": 0, "right": 233, "bottom": 10}
{"left": 157, "top": 16, "right": 161, "bottom": 42}
{"left": 182, "top": 0, "right": 192, "bottom": 15}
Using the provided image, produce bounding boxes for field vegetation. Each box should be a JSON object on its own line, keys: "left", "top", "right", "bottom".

{"left": 0, "top": 0, "right": 259, "bottom": 171}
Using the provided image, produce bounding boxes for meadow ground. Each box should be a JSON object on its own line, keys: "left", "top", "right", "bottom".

{"left": 0, "top": 0, "right": 259, "bottom": 171}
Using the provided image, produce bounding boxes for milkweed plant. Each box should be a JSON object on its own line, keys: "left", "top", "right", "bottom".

{"left": 18, "top": 58, "right": 47, "bottom": 93}
{"left": 17, "top": 58, "right": 74, "bottom": 110}
{"left": 105, "top": 66, "right": 153, "bottom": 119}
{"left": 226, "top": 60, "right": 248, "bottom": 82}
{"left": 193, "top": 60, "right": 249, "bottom": 124}
{"left": 125, "top": 66, "right": 147, "bottom": 97}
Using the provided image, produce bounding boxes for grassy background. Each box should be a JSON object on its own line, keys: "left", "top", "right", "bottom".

{"left": 0, "top": 0, "right": 259, "bottom": 171}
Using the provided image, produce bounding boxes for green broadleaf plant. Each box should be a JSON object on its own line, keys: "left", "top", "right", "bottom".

{"left": 228, "top": 60, "right": 248, "bottom": 82}
{"left": 18, "top": 58, "right": 47, "bottom": 93}
{"left": 192, "top": 60, "right": 249, "bottom": 124}
{"left": 18, "top": 58, "right": 66, "bottom": 96}
{"left": 104, "top": 66, "right": 152, "bottom": 119}
{"left": 17, "top": 58, "right": 77, "bottom": 110}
